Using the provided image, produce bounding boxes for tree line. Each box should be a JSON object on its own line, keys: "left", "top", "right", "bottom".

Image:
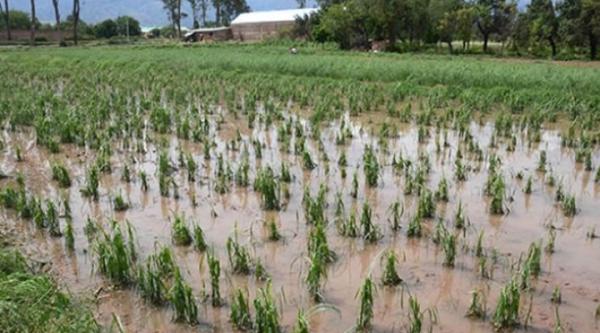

{"left": 299, "top": 0, "right": 600, "bottom": 60}
{"left": 0, "top": 0, "right": 81, "bottom": 46}
{"left": 0, "top": 0, "right": 251, "bottom": 44}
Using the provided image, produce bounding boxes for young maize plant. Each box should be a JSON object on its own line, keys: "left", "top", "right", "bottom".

{"left": 226, "top": 236, "right": 252, "bottom": 275}
{"left": 206, "top": 250, "right": 222, "bottom": 307}
{"left": 466, "top": 289, "right": 486, "bottom": 319}
{"left": 360, "top": 202, "right": 381, "bottom": 243}
{"left": 171, "top": 214, "right": 193, "bottom": 246}
{"left": 408, "top": 296, "right": 423, "bottom": 333}
{"left": 51, "top": 162, "right": 71, "bottom": 188}
{"left": 355, "top": 277, "right": 375, "bottom": 332}
{"left": 363, "top": 145, "right": 379, "bottom": 187}
{"left": 493, "top": 278, "right": 521, "bottom": 329}
{"left": 137, "top": 247, "right": 174, "bottom": 305}
{"left": 388, "top": 201, "right": 404, "bottom": 232}
{"left": 253, "top": 282, "right": 280, "bottom": 333}
{"left": 169, "top": 268, "right": 198, "bottom": 325}
{"left": 407, "top": 215, "right": 423, "bottom": 238}
{"left": 230, "top": 288, "right": 253, "bottom": 331}
{"left": 381, "top": 250, "right": 402, "bottom": 286}
{"left": 254, "top": 167, "right": 281, "bottom": 210}
{"left": 94, "top": 222, "right": 137, "bottom": 286}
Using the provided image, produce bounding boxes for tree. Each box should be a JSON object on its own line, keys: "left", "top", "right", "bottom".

{"left": 318, "top": 0, "right": 369, "bottom": 49}
{"left": 162, "top": 0, "right": 184, "bottom": 38}
{"left": 297, "top": 0, "right": 307, "bottom": 8}
{"left": 456, "top": 6, "right": 476, "bottom": 50}
{"left": 581, "top": 0, "right": 600, "bottom": 60}
{"left": 222, "top": 0, "right": 250, "bottom": 25}
{"left": 528, "top": 0, "right": 559, "bottom": 57}
{"left": 72, "top": 0, "right": 80, "bottom": 45}
{"left": 51, "top": 0, "right": 63, "bottom": 46}
{"left": 475, "top": 0, "right": 516, "bottom": 52}
{"left": 510, "top": 12, "right": 530, "bottom": 55}
{"left": 1, "top": 0, "right": 10, "bottom": 40}
{"left": 188, "top": 0, "right": 200, "bottom": 28}
{"left": 94, "top": 19, "right": 117, "bottom": 38}
{"left": 212, "top": 0, "right": 222, "bottom": 25}
{"left": 115, "top": 16, "right": 141, "bottom": 36}
{"left": 438, "top": 12, "right": 458, "bottom": 53}
{"left": 557, "top": 0, "right": 600, "bottom": 60}
{"left": 29, "top": 0, "right": 35, "bottom": 46}
{"left": 199, "top": 0, "right": 208, "bottom": 26}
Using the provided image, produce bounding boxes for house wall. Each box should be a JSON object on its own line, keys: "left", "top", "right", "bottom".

{"left": 231, "top": 21, "right": 295, "bottom": 41}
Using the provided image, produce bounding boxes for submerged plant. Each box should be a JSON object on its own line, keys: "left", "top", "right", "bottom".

{"left": 113, "top": 192, "right": 129, "bottom": 211}
{"left": 226, "top": 236, "right": 252, "bottom": 275}
{"left": 489, "top": 174, "right": 506, "bottom": 215}
{"left": 407, "top": 215, "right": 423, "bottom": 238}
{"left": 360, "top": 202, "right": 381, "bottom": 243}
{"left": 363, "top": 145, "right": 379, "bottom": 187}
{"left": 170, "top": 268, "right": 198, "bottom": 325}
{"left": 253, "top": 282, "right": 280, "bottom": 333}
{"left": 192, "top": 224, "right": 207, "bottom": 252}
{"left": 81, "top": 166, "right": 99, "bottom": 201}
{"left": 492, "top": 278, "right": 521, "bottom": 329}
{"left": 466, "top": 289, "right": 486, "bottom": 319}
{"left": 207, "top": 250, "right": 222, "bottom": 307}
{"left": 266, "top": 219, "right": 282, "bottom": 241}
{"left": 51, "top": 163, "right": 71, "bottom": 188}
{"left": 561, "top": 194, "right": 577, "bottom": 217}
{"left": 388, "top": 201, "right": 403, "bottom": 232}
{"left": 254, "top": 167, "right": 280, "bottom": 210}
{"left": 356, "top": 277, "right": 375, "bottom": 332}
{"left": 408, "top": 296, "right": 423, "bottom": 333}
{"left": 94, "top": 222, "right": 137, "bottom": 286}
{"left": 442, "top": 232, "right": 457, "bottom": 267}
{"left": 230, "top": 288, "right": 253, "bottom": 331}
{"left": 171, "top": 214, "right": 193, "bottom": 246}
{"left": 381, "top": 250, "right": 402, "bottom": 286}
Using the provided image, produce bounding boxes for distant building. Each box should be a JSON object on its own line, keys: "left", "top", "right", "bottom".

{"left": 231, "top": 8, "right": 319, "bottom": 41}
{"left": 184, "top": 27, "right": 233, "bottom": 42}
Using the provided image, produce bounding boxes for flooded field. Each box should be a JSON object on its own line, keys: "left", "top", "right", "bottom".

{"left": 1, "top": 46, "right": 600, "bottom": 333}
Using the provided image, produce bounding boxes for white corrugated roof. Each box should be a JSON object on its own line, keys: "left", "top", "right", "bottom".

{"left": 231, "top": 8, "right": 319, "bottom": 25}
{"left": 184, "top": 27, "right": 230, "bottom": 38}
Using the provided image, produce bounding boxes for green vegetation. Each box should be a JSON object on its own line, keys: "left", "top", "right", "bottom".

{"left": 355, "top": 277, "right": 375, "bottom": 332}
{"left": 0, "top": 248, "right": 100, "bottom": 333}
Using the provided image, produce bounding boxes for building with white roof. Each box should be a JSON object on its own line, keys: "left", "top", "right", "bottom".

{"left": 231, "top": 8, "right": 319, "bottom": 41}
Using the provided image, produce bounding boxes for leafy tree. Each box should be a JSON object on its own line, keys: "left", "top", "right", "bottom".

{"left": 510, "top": 12, "right": 531, "bottom": 55}
{"left": 528, "top": 0, "right": 559, "bottom": 57}
{"left": 557, "top": 0, "right": 600, "bottom": 60}
{"left": 0, "top": 10, "right": 34, "bottom": 30}
{"left": 581, "top": 0, "right": 600, "bottom": 59}
{"left": 115, "top": 16, "right": 141, "bottom": 36}
{"left": 318, "top": 0, "right": 370, "bottom": 49}
{"left": 297, "top": 0, "right": 307, "bottom": 8}
{"left": 456, "top": 5, "right": 477, "bottom": 50}
{"left": 94, "top": 19, "right": 117, "bottom": 38}
{"left": 163, "top": 0, "right": 184, "bottom": 38}
{"left": 475, "top": 0, "right": 517, "bottom": 52}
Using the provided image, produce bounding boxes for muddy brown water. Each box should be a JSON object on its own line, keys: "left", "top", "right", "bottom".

{"left": 1, "top": 109, "right": 599, "bottom": 333}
